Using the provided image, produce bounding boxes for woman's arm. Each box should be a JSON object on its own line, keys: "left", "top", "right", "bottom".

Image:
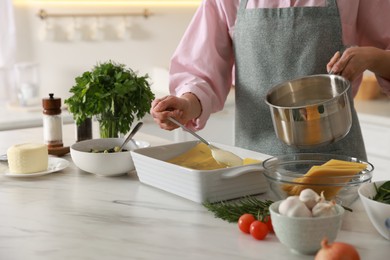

{"left": 168, "top": 0, "right": 235, "bottom": 130}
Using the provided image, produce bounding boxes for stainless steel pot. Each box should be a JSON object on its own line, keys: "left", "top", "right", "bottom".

{"left": 265, "top": 74, "right": 352, "bottom": 148}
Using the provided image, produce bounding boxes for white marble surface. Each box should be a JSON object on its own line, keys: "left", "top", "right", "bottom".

{"left": 0, "top": 125, "right": 389, "bottom": 260}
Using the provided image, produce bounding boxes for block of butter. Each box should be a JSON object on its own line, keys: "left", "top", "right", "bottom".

{"left": 7, "top": 143, "right": 49, "bottom": 174}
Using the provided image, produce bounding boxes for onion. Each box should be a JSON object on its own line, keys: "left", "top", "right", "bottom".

{"left": 315, "top": 238, "right": 360, "bottom": 260}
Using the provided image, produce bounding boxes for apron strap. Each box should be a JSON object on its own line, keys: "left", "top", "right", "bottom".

{"left": 238, "top": 0, "right": 249, "bottom": 12}
{"left": 326, "top": 0, "right": 341, "bottom": 20}
{"left": 327, "top": 0, "right": 338, "bottom": 9}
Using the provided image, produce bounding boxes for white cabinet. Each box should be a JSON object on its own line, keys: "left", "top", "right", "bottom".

{"left": 354, "top": 99, "right": 390, "bottom": 181}
{"left": 358, "top": 113, "right": 390, "bottom": 181}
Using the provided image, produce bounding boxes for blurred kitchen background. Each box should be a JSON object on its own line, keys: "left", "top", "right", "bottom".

{"left": 1, "top": 0, "right": 199, "bottom": 104}
{"left": 1, "top": 0, "right": 389, "bottom": 172}
{"left": 1, "top": 0, "right": 208, "bottom": 139}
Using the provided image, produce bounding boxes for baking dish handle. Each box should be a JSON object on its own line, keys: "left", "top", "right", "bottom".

{"left": 220, "top": 164, "right": 263, "bottom": 179}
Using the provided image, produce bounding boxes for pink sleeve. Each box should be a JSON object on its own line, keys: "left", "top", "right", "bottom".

{"left": 345, "top": 0, "right": 390, "bottom": 95}
{"left": 169, "top": 0, "right": 235, "bottom": 130}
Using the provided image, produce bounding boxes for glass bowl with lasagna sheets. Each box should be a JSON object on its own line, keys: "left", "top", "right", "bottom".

{"left": 262, "top": 153, "right": 374, "bottom": 207}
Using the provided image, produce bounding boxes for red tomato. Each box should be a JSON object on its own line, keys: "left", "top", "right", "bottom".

{"left": 263, "top": 215, "right": 274, "bottom": 233}
{"left": 250, "top": 220, "right": 269, "bottom": 240}
{"left": 238, "top": 213, "right": 256, "bottom": 234}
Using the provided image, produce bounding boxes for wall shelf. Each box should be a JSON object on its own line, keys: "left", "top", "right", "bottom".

{"left": 37, "top": 8, "right": 153, "bottom": 20}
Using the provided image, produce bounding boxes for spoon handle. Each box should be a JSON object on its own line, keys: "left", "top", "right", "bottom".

{"left": 168, "top": 117, "right": 210, "bottom": 146}
{"left": 119, "top": 122, "right": 143, "bottom": 151}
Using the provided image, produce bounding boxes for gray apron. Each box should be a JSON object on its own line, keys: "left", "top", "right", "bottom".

{"left": 233, "top": 0, "right": 367, "bottom": 160}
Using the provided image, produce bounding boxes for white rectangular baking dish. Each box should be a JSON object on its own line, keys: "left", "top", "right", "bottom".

{"left": 131, "top": 141, "right": 271, "bottom": 203}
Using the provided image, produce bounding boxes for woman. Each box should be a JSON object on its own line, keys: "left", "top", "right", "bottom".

{"left": 151, "top": 0, "right": 390, "bottom": 160}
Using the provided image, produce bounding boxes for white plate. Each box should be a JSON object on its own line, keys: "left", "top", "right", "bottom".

{"left": 5, "top": 157, "right": 70, "bottom": 177}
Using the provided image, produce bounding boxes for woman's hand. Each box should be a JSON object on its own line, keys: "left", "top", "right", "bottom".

{"left": 327, "top": 46, "right": 390, "bottom": 81}
{"left": 150, "top": 93, "right": 202, "bottom": 130}
{"left": 327, "top": 47, "right": 376, "bottom": 81}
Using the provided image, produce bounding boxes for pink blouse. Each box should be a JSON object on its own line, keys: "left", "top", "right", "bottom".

{"left": 169, "top": 0, "right": 390, "bottom": 130}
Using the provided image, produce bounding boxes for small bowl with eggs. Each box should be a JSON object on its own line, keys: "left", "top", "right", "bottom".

{"left": 262, "top": 153, "right": 374, "bottom": 207}
{"left": 70, "top": 138, "right": 150, "bottom": 177}
{"left": 131, "top": 140, "right": 270, "bottom": 203}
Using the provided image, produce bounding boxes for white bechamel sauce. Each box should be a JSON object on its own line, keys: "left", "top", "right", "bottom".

{"left": 211, "top": 146, "right": 243, "bottom": 167}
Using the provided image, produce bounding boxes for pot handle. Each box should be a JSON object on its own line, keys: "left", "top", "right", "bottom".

{"left": 220, "top": 164, "right": 263, "bottom": 179}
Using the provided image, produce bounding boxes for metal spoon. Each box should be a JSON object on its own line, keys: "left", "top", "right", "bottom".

{"left": 118, "top": 122, "right": 143, "bottom": 152}
{"left": 168, "top": 117, "right": 243, "bottom": 167}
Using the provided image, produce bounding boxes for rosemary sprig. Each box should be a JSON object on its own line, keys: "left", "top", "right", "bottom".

{"left": 203, "top": 197, "right": 274, "bottom": 223}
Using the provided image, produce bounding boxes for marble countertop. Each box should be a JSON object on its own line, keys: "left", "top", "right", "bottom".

{"left": 0, "top": 124, "right": 389, "bottom": 260}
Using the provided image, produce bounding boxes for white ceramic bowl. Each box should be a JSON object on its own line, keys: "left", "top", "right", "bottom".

{"left": 358, "top": 180, "right": 390, "bottom": 240}
{"left": 269, "top": 200, "right": 345, "bottom": 255}
{"left": 70, "top": 138, "right": 150, "bottom": 177}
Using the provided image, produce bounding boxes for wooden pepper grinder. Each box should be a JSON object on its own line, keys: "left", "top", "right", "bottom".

{"left": 42, "top": 93, "right": 70, "bottom": 156}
